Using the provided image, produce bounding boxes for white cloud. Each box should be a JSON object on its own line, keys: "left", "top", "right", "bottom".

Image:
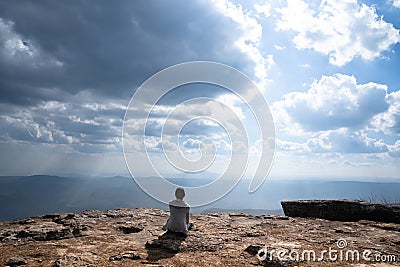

{"left": 272, "top": 74, "right": 389, "bottom": 132}
{"left": 341, "top": 160, "right": 376, "bottom": 167}
{"left": 310, "top": 129, "right": 388, "bottom": 154}
{"left": 388, "top": 140, "right": 400, "bottom": 157}
{"left": 299, "top": 63, "right": 311, "bottom": 68}
{"left": 274, "top": 44, "right": 286, "bottom": 50}
{"left": 212, "top": 0, "right": 273, "bottom": 91}
{"left": 371, "top": 90, "right": 400, "bottom": 135}
{"left": 126, "top": 101, "right": 241, "bottom": 148}
{"left": 393, "top": 0, "right": 400, "bottom": 8}
{"left": 276, "top": 0, "right": 400, "bottom": 66}
{"left": 215, "top": 94, "right": 246, "bottom": 120}
{"left": 271, "top": 74, "right": 400, "bottom": 158}
{"left": 276, "top": 128, "right": 388, "bottom": 154}
{"left": 183, "top": 138, "right": 231, "bottom": 154}
{"left": 183, "top": 138, "right": 202, "bottom": 148}
{"left": 254, "top": 2, "right": 271, "bottom": 18}
{"left": 276, "top": 139, "right": 309, "bottom": 154}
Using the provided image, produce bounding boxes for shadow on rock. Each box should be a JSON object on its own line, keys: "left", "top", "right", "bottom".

{"left": 145, "top": 231, "right": 187, "bottom": 262}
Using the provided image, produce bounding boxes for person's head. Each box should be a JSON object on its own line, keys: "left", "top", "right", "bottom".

{"left": 175, "top": 187, "right": 185, "bottom": 200}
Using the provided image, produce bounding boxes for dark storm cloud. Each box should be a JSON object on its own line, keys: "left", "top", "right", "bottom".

{"left": 0, "top": 0, "right": 259, "bottom": 154}
{"left": 0, "top": 0, "right": 252, "bottom": 106}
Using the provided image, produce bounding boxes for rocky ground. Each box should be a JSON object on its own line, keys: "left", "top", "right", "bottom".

{"left": 0, "top": 208, "right": 399, "bottom": 266}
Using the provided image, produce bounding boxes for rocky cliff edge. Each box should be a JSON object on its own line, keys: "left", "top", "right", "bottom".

{"left": 1, "top": 208, "right": 399, "bottom": 266}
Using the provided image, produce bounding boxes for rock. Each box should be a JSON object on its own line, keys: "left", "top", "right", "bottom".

{"left": 52, "top": 214, "right": 75, "bottom": 226}
{"left": 281, "top": 199, "right": 400, "bottom": 223}
{"left": 117, "top": 223, "right": 143, "bottom": 234}
{"left": 5, "top": 257, "right": 26, "bottom": 266}
{"left": 145, "top": 239, "right": 183, "bottom": 253}
{"left": 109, "top": 251, "right": 141, "bottom": 261}
{"left": 51, "top": 255, "right": 94, "bottom": 266}
{"left": 11, "top": 219, "right": 86, "bottom": 242}
{"left": 245, "top": 244, "right": 262, "bottom": 255}
{"left": 52, "top": 214, "right": 89, "bottom": 235}
{"left": 0, "top": 230, "right": 11, "bottom": 241}
{"left": 11, "top": 219, "right": 35, "bottom": 225}
{"left": 104, "top": 209, "right": 136, "bottom": 218}
{"left": 82, "top": 210, "right": 102, "bottom": 218}
{"left": 16, "top": 226, "right": 72, "bottom": 241}
{"left": 51, "top": 259, "right": 69, "bottom": 267}
{"left": 41, "top": 214, "right": 60, "bottom": 219}
{"left": 145, "top": 231, "right": 189, "bottom": 253}
{"left": 246, "top": 232, "right": 263, "bottom": 237}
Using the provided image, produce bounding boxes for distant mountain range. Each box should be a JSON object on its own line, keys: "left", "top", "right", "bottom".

{"left": 0, "top": 175, "right": 399, "bottom": 221}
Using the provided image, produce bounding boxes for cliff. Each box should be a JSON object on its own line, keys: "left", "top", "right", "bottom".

{"left": 1, "top": 208, "right": 399, "bottom": 266}
{"left": 281, "top": 199, "right": 400, "bottom": 224}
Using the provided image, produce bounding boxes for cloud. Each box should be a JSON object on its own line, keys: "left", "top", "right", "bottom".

{"left": 393, "top": 0, "right": 400, "bottom": 8}
{"left": 0, "top": 18, "right": 62, "bottom": 68}
{"left": 0, "top": 0, "right": 261, "bottom": 106}
{"left": 276, "top": 139, "right": 309, "bottom": 154}
{"left": 183, "top": 138, "right": 203, "bottom": 148}
{"left": 309, "top": 129, "right": 388, "bottom": 154}
{"left": 274, "top": 44, "right": 286, "bottom": 50}
{"left": 276, "top": 0, "right": 400, "bottom": 66}
{"left": 371, "top": 90, "right": 400, "bottom": 135}
{"left": 0, "top": 0, "right": 269, "bottom": 156}
{"left": 276, "top": 128, "right": 388, "bottom": 154}
{"left": 299, "top": 63, "right": 311, "bottom": 68}
{"left": 181, "top": 138, "right": 231, "bottom": 158}
{"left": 133, "top": 98, "right": 239, "bottom": 139}
{"left": 341, "top": 160, "right": 376, "bottom": 167}
{"left": 254, "top": 2, "right": 271, "bottom": 18}
{"left": 272, "top": 74, "right": 389, "bottom": 132}
{"left": 0, "top": 93, "right": 125, "bottom": 153}
{"left": 271, "top": 73, "right": 400, "bottom": 157}
{"left": 212, "top": 0, "right": 274, "bottom": 90}
{"left": 388, "top": 140, "right": 400, "bottom": 157}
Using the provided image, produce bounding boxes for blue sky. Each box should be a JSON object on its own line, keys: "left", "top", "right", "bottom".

{"left": 0, "top": 0, "right": 399, "bottom": 180}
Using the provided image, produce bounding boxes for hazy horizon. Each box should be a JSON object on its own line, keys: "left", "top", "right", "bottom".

{"left": 1, "top": 174, "right": 399, "bottom": 221}
{"left": 3, "top": 173, "right": 400, "bottom": 183}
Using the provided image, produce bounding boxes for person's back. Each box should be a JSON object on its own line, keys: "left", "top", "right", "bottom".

{"left": 162, "top": 187, "right": 192, "bottom": 234}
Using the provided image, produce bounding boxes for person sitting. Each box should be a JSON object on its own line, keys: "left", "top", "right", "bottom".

{"left": 162, "top": 187, "right": 193, "bottom": 235}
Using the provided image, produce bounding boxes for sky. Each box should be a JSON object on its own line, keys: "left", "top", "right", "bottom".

{"left": 0, "top": 0, "right": 399, "bottom": 180}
